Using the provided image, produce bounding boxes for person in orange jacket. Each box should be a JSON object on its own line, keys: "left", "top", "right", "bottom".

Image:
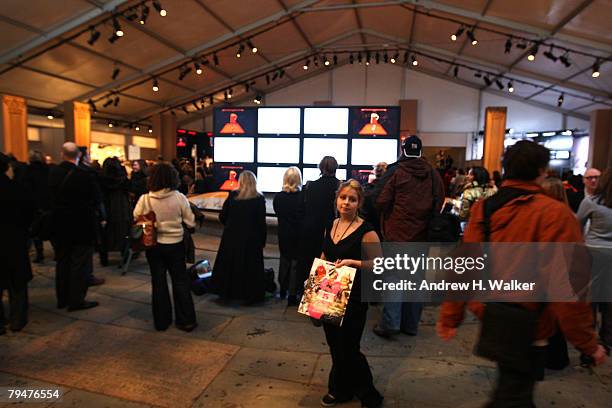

{"left": 437, "top": 141, "right": 607, "bottom": 407}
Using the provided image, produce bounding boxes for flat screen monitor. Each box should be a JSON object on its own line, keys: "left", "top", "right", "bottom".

{"left": 302, "top": 138, "right": 348, "bottom": 165}
{"left": 303, "top": 167, "right": 347, "bottom": 183}
{"left": 351, "top": 139, "right": 399, "bottom": 166}
{"left": 350, "top": 169, "right": 374, "bottom": 186}
{"left": 257, "top": 138, "right": 300, "bottom": 163}
{"left": 350, "top": 107, "right": 399, "bottom": 136}
{"left": 256, "top": 166, "right": 290, "bottom": 193}
{"left": 214, "top": 107, "right": 257, "bottom": 135}
{"left": 212, "top": 163, "right": 256, "bottom": 191}
{"left": 303, "top": 108, "right": 349, "bottom": 135}
{"left": 257, "top": 108, "right": 301, "bottom": 134}
{"left": 213, "top": 137, "right": 254, "bottom": 163}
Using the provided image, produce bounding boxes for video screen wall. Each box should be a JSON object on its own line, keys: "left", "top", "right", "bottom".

{"left": 213, "top": 106, "right": 400, "bottom": 192}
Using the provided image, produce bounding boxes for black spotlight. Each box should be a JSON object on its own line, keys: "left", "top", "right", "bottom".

{"left": 543, "top": 45, "right": 558, "bottom": 62}
{"left": 139, "top": 4, "right": 149, "bottom": 24}
{"left": 87, "top": 98, "right": 97, "bottom": 112}
{"left": 111, "top": 67, "right": 120, "bottom": 80}
{"left": 557, "top": 93, "right": 564, "bottom": 107}
{"left": 103, "top": 98, "right": 113, "bottom": 108}
{"left": 559, "top": 52, "right": 571, "bottom": 68}
{"left": 504, "top": 38, "right": 512, "bottom": 54}
{"left": 453, "top": 65, "right": 459, "bottom": 77}
{"left": 87, "top": 26, "right": 100, "bottom": 45}
{"left": 495, "top": 79, "right": 504, "bottom": 90}
{"left": 113, "top": 96, "right": 120, "bottom": 107}
{"left": 483, "top": 76, "right": 492, "bottom": 86}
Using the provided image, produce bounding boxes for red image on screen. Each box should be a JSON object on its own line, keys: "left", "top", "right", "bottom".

{"left": 358, "top": 112, "right": 388, "bottom": 135}
{"left": 219, "top": 169, "right": 240, "bottom": 191}
{"left": 176, "top": 137, "right": 187, "bottom": 147}
{"left": 220, "top": 112, "right": 246, "bottom": 134}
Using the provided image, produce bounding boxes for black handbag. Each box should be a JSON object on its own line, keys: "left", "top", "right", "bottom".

{"left": 475, "top": 302, "right": 542, "bottom": 373}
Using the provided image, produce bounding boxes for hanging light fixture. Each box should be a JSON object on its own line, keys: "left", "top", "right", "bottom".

{"left": 559, "top": 52, "right": 571, "bottom": 68}
{"left": 543, "top": 45, "right": 558, "bottom": 62}
{"left": 139, "top": 4, "right": 149, "bottom": 24}
{"left": 236, "top": 44, "right": 244, "bottom": 58}
{"left": 247, "top": 40, "right": 257, "bottom": 53}
{"left": 507, "top": 81, "right": 514, "bottom": 93}
{"left": 111, "top": 67, "right": 120, "bottom": 79}
{"left": 451, "top": 26, "right": 465, "bottom": 41}
{"left": 87, "top": 26, "right": 101, "bottom": 45}
{"left": 152, "top": 78, "right": 159, "bottom": 92}
{"left": 467, "top": 29, "right": 477, "bottom": 46}
{"left": 112, "top": 17, "right": 124, "bottom": 37}
{"left": 592, "top": 59, "right": 601, "bottom": 78}
{"left": 152, "top": 1, "right": 167, "bottom": 17}
{"left": 303, "top": 59, "right": 310, "bottom": 70}
{"left": 88, "top": 98, "right": 97, "bottom": 112}
{"left": 557, "top": 93, "right": 564, "bottom": 107}
{"left": 527, "top": 43, "right": 539, "bottom": 61}
{"left": 253, "top": 95, "right": 262, "bottom": 104}
{"left": 504, "top": 38, "right": 512, "bottom": 54}
{"left": 411, "top": 54, "right": 418, "bottom": 66}
{"left": 194, "top": 62, "right": 202, "bottom": 75}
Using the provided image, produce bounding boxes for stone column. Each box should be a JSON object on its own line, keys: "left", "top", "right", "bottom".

{"left": 589, "top": 109, "right": 612, "bottom": 170}
{"left": 0, "top": 95, "right": 28, "bottom": 161}
{"left": 152, "top": 113, "right": 177, "bottom": 161}
{"left": 63, "top": 101, "right": 91, "bottom": 147}
{"left": 482, "top": 107, "right": 507, "bottom": 174}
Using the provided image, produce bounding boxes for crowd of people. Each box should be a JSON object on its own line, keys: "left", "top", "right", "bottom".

{"left": 1, "top": 135, "right": 611, "bottom": 407}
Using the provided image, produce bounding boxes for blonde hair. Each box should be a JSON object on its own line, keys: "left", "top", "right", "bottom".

{"left": 541, "top": 177, "right": 569, "bottom": 206}
{"left": 236, "top": 170, "right": 259, "bottom": 200}
{"left": 336, "top": 179, "right": 365, "bottom": 208}
{"left": 282, "top": 166, "right": 302, "bottom": 193}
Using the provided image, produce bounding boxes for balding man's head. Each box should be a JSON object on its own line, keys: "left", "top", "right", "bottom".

{"left": 583, "top": 167, "right": 602, "bottom": 195}
{"left": 62, "top": 142, "right": 79, "bottom": 162}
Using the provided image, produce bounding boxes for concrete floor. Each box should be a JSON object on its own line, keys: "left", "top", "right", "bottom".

{"left": 1, "top": 220, "right": 611, "bottom": 407}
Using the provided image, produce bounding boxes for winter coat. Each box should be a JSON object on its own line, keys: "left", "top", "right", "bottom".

{"left": 212, "top": 191, "right": 267, "bottom": 302}
{"left": 376, "top": 157, "right": 444, "bottom": 242}
{"left": 0, "top": 174, "right": 36, "bottom": 289}
{"left": 273, "top": 190, "right": 302, "bottom": 259}
{"left": 439, "top": 179, "right": 598, "bottom": 356}
{"left": 100, "top": 175, "right": 132, "bottom": 252}
{"left": 48, "top": 161, "right": 99, "bottom": 245}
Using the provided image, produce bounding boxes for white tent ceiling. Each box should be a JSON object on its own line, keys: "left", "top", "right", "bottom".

{"left": 0, "top": 0, "right": 610, "bottom": 127}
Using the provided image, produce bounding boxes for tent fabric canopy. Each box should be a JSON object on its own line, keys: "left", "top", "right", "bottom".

{"left": 0, "top": 0, "right": 610, "bottom": 126}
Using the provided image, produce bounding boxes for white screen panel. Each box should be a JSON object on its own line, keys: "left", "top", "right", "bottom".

{"left": 257, "top": 108, "right": 301, "bottom": 134}
{"left": 303, "top": 108, "right": 349, "bottom": 135}
{"left": 257, "top": 166, "right": 289, "bottom": 193}
{"left": 214, "top": 137, "right": 254, "bottom": 162}
{"left": 351, "top": 139, "right": 398, "bottom": 166}
{"left": 302, "top": 167, "right": 346, "bottom": 183}
{"left": 257, "top": 138, "right": 300, "bottom": 163}
{"left": 303, "top": 138, "right": 348, "bottom": 165}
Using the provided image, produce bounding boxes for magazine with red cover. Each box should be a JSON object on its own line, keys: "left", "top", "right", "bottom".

{"left": 298, "top": 258, "right": 356, "bottom": 326}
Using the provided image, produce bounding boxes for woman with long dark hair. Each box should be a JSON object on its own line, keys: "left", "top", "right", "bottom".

{"left": 133, "top": 163, "right": 197, "bottom": 331}
{"left": 457, "top": 166, "right": 497, "bottom": 221}
{"left": 99, "top": 157, "right": 131, "bottom": 266}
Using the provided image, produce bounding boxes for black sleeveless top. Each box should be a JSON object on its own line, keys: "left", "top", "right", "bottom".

{"left": 322, "top": 220, "right": 375, "bottom": 305}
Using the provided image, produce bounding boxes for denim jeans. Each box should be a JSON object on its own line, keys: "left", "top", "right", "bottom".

{"left": 379, "top": 302, "right": 423, "bottom": 334}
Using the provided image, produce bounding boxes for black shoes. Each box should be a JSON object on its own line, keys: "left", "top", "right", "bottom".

{"left": 372, "top": 324, "right": 399, "bottom": 339}
{"left": 176, "top": 323, "right": 198, "bottom": 332}
{"left": 67, "top": 301, "right": 99, "bottom": 311}
{"left": 88, "top": 276, "right": 105, "bottom": 286}
{"left": 320, "top": 393, "right": 353, "bottom": 407}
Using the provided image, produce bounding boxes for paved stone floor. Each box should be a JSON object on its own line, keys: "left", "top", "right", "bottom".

{"left": 1, "top": 221, "right": 611, "bottom": 407}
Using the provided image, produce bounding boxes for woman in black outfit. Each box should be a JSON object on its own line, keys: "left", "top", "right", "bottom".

{"left": 273, "top": 167, "right": 302, "bottom": 305}
{"left": 212, "top": 170, "right": 267, "bottom": 304}
{"left": 99, "top": 157, "right": 132, "bottom": 266}
{"left": 320, "top": 179, "right": 383, "bottom": 408}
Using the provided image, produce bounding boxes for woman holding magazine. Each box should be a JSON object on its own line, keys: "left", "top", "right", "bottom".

{"left": 319, "top": 179, "right": 383, "bottom": 408}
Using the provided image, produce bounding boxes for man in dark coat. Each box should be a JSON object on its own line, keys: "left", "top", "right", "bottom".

{"left": 23, "top": 150, "right": 50, "bottom": 263}
{"left": 295, "top": 156, "right": 340, "bottom": 297}
{"left": 0, "top": 153, "right": 36, "bottom": 334}
{"left": 372, "top": 136, "right": 444, "bottom": 338}
{"left": 48, "top": 142, "right": 99, "bottom": 311}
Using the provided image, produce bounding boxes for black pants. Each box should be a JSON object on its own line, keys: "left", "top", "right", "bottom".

{"left": 323, "top": 302, "right": 383, "bottom": 406}
{"left": 488, "top": 346, "right": 546, "bottom": 408}
{"left": 145, "top": 241, "right": 196, "bottom": 330}
{"left": 278, "top": 255, "right": 298, "bottom": 297}
{"left": 0, "top": 286, "right": 29, "bottom": 331}
{"left": 54, "top": 243, "right": 93, "bottom": 308}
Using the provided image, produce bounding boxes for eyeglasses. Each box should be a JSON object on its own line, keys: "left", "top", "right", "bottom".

{"left": 584, "top": 176, "right": 600, "bottom": 180}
